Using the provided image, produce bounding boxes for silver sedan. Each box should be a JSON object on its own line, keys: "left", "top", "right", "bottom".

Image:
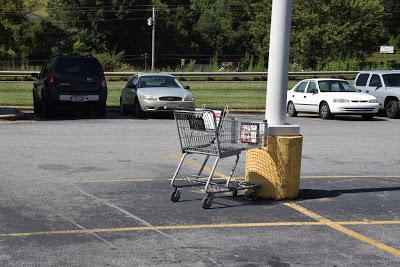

{"left": 120, "top": 73, "right": 195, "bottom": 117}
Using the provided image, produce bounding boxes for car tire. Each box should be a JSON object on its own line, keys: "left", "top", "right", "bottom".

{"left": 319, "top": 102, "right": 333, "bottom": 120}
{"left": 133, "top": 98, "right": 144, "bottom": 118}
{"left": 287, "top": 101, "right": 298, "bottom": 117}
{"left": 361, "top": 114, "right": 374, "bottom": 120}
{"left": 386, "top": 99, "right": 400, "bottom": 119}
{"left": 120, "top": 98, "right": 128, "bottom": 114}
{"left": 95, "top": 102, "right": 106, "bottom": 118}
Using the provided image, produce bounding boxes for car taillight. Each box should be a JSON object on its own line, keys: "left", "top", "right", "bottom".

{"left": 101, "top": 75, "right": 107, "bottom": 88}
{"left": 47, "top": 74, "right": 55, "bottom": 86}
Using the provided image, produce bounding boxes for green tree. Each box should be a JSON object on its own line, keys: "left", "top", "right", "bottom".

{"left": 0, "top": 0, "right": 27, "bottom": 60}
{"left": 248, "top": 0, "right": 386, "bottom": 70}
{"left": 192, "top": 0, "right": 237, "bottom": 56}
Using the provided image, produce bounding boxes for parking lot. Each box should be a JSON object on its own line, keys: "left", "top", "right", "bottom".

{"left": 0, "top": 111, "right": 399, "bottom": 266}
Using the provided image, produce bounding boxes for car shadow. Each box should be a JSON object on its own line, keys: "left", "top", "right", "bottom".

{"left": 16, "top": 109, "right": 175, "bottom": 121}
{"left": 295, "top": 114, "right": 388, "bottom": 122}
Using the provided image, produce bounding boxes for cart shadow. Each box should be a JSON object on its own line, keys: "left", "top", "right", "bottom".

{"left": 178, "top": 186, "right": 400, "bottom": 209}
{"left": 210, "top": 197, "right": 280, "bottom": 210}
{"left": 297, "top": 186, "right": 400, "bottom": 201}
{"left": 296, "top": 114, "right": 387, "bottom": 122}
{"left": 177, "top": 195, "right": 279, "bottom": 209}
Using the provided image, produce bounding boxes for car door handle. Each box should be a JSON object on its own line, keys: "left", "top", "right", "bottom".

{"left": 304, "top": 96, "right": 306, "bottom": 98}
{"left": 366, "top": 90, "right": 369, "bottom": 93}
{"left": 292, "top": 95, "right": 294, "bottom": 97}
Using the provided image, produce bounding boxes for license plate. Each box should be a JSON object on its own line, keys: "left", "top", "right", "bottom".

{"left": 164, "top": 104, "right": 178, "bottom": 109}
{"left": 70, "top": 96, "right": 88, "bottom": 102}
{"left": 59, "top": 95, "right": 99, "bottom": 102}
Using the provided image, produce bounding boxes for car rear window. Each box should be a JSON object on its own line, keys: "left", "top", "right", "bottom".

{"left": 55, "top": 58, "right": 103, "bottom": 75}
{"left": 382, "top": 74, "right": 400, "bottom": 87}
{"left": 355, "top": 74, "right": 369, "bottom": 86}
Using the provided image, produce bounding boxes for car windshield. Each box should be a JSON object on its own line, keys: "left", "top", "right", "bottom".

{"left": 138, "top": 76, "right": 183, "bottom": 88}
{"left": 318, "top": 80, "right": 356, "bottom": 92}
{"left": 382, "top": 74, "right": 400, "bottom": 87}
{"left": 55, "top": 58, "right": 103, "bottom": 75}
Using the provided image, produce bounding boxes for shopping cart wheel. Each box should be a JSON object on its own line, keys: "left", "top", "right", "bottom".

{"left": 202, "top": 194, "right": 214, "bottom": 209}
{"left": 232, "top": 190, "right": 238, "bottom": 197}
{"left": 170, "top": 188, "right": 182, "bottom": 202}
{"left": 250, "top": 191, "right": 258, "bottom": 202}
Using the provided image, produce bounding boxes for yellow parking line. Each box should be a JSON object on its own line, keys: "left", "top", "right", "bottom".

{"left": 0, "top": 222, "right": 322, "bottom": 237}
{"left": 24, "top": 178, "right": 154, "bottom": 185}
{"left": 340, "top": 221, "right": 400, "bottom": 226}
{"left": 169, "top": 153, "right": 400, "bottom": 181}
{"left": 1, "top": 220, "right": 400, "bottom": 238}
{"left": 302, "top": 175, "right": 400, "bottom": 179}
{"left": 284, "top": 203, "right": 400, "bottom": 257}
{"left": 169, "top": 153, "right": 229, "bottom": 179}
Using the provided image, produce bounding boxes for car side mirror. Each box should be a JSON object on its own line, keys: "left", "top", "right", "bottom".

{"left": 310, "top": 89, "right": 318, "bottom": 94}
{"left": 184, "top": 85, "right": 190, "bottom": 90}
{"left": 31, "top": 73, "right": 39, "bottom": 79}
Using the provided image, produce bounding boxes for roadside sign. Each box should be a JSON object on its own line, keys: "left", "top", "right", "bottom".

{"left": 380, "top": 46, "right": 395, "bottom": 54}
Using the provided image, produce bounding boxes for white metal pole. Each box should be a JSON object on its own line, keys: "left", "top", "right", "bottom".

{"left": 265, "top": 0, "right": 292, "bottom": 125}
{"left": 151, "top": 7, "right": 155, "bottom": 72}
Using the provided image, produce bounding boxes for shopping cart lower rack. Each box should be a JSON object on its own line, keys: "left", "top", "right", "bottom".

{"left": 170, "top": 108, "right": 268, "bottom": 209}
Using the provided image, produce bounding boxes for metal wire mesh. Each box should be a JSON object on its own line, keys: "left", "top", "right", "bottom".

{"left": 174, "top": 110, "right": 267, "bottom": 158}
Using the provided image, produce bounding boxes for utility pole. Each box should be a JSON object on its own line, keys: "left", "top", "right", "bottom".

{"left": 144, "top": 52, "right": 148, "bottom": 71}
{"left": 151, "top": 7, "right": 155, "bottom": 72}
{"left": 265, "top": 0, "right": 299, "bottom": 135}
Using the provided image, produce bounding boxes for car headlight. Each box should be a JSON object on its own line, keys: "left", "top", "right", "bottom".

{"left": 332, "top": 98, "right": 350, "bottom": 103}
{"left": 184, "top": 95, "right": 194, "bottom": 101}
{"left": 139, "top": 94, "right": 158, "bottom": 101}
{"left": 368, "top": 98, "right": 378, "bottom": 103}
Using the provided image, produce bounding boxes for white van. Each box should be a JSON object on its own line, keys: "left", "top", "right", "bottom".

{"left": 354, "top": 71, "right": 400, "bottom": 118}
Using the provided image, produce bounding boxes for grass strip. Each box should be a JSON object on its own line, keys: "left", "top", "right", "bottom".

{"left": 0, "top": 81, "right": 298, "bottom": 110}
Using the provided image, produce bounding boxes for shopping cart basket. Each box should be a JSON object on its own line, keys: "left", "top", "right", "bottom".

{"left": 170, "top": 108, "right": 268, "bottom": 209}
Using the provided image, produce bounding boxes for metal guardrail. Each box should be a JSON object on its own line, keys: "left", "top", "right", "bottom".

{"left": 0, "top": 70, "right": 359, "bottom": 79}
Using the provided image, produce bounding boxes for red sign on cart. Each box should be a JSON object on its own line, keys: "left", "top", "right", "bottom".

{"left": 240, "top": 123, "right": 259, "bottom": 144}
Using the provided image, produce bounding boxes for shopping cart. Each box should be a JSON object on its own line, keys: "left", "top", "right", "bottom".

{"left": 170, "top": 108, "right": 268, "bottom": 209}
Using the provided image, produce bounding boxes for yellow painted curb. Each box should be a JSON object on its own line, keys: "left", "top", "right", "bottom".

{"left": 245, "top": 135, "right": 303, "bottom": 200}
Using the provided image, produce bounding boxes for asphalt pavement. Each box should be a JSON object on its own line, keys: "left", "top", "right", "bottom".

{"left": 0, "top": 110, "right": 399, "bottom": 266}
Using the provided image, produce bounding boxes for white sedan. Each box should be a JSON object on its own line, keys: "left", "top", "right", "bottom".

{"left": 287, "top": 78, "right": 379, "bottom": 120}
{"left": 120, "top": 73, "right": 195, "bottom": 118}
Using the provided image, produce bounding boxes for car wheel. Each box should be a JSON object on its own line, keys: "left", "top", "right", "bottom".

{"left": 133, "top": 98, "right": 144, "bottom": 118}
{"left": 319, "top": 102, "right": 333, "bottom": 120}
{"left": 386, "top": 99, "right": 400, "bottom": 119}
{"left": 95, "top": 102, "right": 106, "bottom": 118}
{"left": 120, "top": 98, "right": 128, "bottom": 114}
{"left": 287, "top": 101, "right": 298, "bottom": 117}
{"left": 361, "top": 114, "right": 374, "bottom": 120}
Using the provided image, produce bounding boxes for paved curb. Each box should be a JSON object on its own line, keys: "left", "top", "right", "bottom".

{"left": 0, "top": 106, "right": 265, "bottom": 115}
{"left": 0, "top": 109, "right": 25, "bottom": 121}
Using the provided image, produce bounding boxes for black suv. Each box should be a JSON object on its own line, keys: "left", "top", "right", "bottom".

{"left": 32, "top": 55, "right": 107, "bottom": 117}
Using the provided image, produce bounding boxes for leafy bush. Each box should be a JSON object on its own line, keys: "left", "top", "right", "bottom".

{"left": 319, "top": 58, "right": 360, "bottom": 71}
{"left": 93, "top": 52, "right": 132, "bottom": 72}
{"left": 184, "top": 59, "right": 197, "bottom": 72}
